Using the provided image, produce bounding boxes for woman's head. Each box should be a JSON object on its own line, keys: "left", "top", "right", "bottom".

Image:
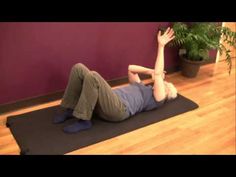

{"left": 164, "top": 81, "right": 178, "bottom": 100}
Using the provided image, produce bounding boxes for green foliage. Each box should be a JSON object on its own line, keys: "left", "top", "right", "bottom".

{"left": 168, "top": 22, "right": 236, "bottom": 75}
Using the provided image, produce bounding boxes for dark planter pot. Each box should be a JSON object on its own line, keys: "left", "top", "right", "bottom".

{"left": 180, "top": 57, "right": 204, "bottom": 78}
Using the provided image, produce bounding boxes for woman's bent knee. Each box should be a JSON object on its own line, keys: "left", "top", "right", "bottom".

{"left": 91, "top": 71, "right": 100, "bottom": 77}
{"left": 72, "top": 63, "right": 86, "bottom": 71}
{"left": 71, "top": 63, "right": 90, "bottom": 77}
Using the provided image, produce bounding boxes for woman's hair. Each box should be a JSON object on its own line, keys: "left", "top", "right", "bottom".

{"left": 164, "top": 81, "right": 178, "bottom": 100}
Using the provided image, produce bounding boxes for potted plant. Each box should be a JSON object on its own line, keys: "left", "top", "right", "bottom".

{"left": 166, "top": 22, "right": 236, "bottom": 77}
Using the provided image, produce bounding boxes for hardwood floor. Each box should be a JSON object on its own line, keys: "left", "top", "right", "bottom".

{"left": 0, "top": 59, "right": 235, "bottom": 155}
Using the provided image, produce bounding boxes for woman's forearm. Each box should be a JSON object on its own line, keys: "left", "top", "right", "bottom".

{"left": 154, "top": 46, "right": 165, "bottom": 75}
{"left": 128, "top": 65, "right": 153, "bottom": 75}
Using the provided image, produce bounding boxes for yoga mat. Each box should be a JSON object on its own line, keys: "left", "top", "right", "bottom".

{"left": 7, "top": 94, "right": 198, "bottom": 155}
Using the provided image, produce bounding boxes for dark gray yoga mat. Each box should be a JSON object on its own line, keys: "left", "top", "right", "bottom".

{"left": 7, "top": 94, "right": 198, "bottom": 155}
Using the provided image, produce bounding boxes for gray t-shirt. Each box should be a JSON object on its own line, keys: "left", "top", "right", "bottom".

{"left": 113, "top": 82, "right": 166, "bottom": 117}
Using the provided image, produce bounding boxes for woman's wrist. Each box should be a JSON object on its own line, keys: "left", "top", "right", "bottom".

{"left": 158, "top": 44, "right": 165, "bottom": 49}
{"left": 147, "top": 69, "right": 154, "bottom": 76}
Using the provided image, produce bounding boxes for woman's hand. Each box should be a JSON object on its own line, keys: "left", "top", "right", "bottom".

{"left": 157, "top": 27, "right": 175, "bottom": 47}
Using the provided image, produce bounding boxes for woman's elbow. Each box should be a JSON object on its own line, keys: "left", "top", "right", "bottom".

{"left": 128, "top": 65, "right": 133, "bottom": 71}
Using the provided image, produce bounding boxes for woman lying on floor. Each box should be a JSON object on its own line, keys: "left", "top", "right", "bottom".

{"left": 54, "top": 27, "right": 178, "bottom": 133}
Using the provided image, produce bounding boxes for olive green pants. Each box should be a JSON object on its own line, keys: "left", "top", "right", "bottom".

{"left": 61, "top": 63, "right": 129, "bottom": 122}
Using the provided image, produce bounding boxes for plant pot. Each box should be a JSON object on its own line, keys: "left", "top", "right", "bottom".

{"left": 180, "top": 57, "right": 203, "bottom": 78}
